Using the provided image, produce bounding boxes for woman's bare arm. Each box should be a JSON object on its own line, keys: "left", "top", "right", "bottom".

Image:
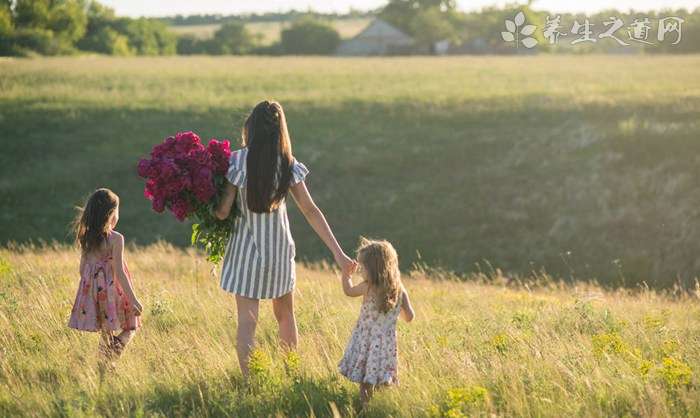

{"left": 290, "top": 181, "right": 354, "bottom": 273}
{"left": 111, "top": 232, "right": 142, "bottom": 315}
{"left": 214, "top": 182, "right": 238, "bottom": 220}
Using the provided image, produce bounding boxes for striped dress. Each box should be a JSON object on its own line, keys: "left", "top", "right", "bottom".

{"left": 220, "top": 148, "right": 309, "bottom": 299}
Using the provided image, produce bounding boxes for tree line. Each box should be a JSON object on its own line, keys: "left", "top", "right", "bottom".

{"left": 159, "top": 10, "right": 375, "bottom": 26}
{"left": 0, "top": 1, "right": 175, "bottom": 56}
{"left": 1, "top": 0, "right": 698, "bottom": 56}
{"left": 175, "top": 18, "right": 342, "bottom": 55}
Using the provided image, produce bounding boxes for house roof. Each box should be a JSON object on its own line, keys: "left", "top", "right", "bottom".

{"left": 351, "top": 18, "right": 414, "bottom": 44}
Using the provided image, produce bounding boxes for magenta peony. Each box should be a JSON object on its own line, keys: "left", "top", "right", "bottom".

{"left": 207, "top": 139, "right": 231, "bottom": 175}
{"left": 137, "top": 131, "right": 234, "bottom": 263}
{"left": 137, "top": 131, "right": 232, "bottom": 222}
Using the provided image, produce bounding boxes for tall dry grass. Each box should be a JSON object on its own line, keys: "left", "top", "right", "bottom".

{"left": 0, "top": 244, "right": 698, "bottom": 416}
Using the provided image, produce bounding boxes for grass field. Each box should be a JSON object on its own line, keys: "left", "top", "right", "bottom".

{"left": 168, "top": 18, "right": 372, "bottom": 44}
{"left": 1, "top": 55, "right": 700, "bottom": 288}
{"left": 0, "top": 245, "right": 698, "bottom": 417}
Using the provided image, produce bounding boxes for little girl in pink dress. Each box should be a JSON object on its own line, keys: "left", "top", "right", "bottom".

{"left": 68, "top": 188, "right": 143, "bottom": 361}
{"left": 339, "top": 238, "right": 415, "bottom": 406}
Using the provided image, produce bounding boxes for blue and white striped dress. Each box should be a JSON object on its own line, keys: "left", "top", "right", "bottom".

{"left": 220, "top": 148, "right": 309, "bottom": 299}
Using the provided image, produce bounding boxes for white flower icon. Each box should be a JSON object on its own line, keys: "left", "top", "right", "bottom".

{"left": 502, "top": 11, "right": 538, "bottom": 48}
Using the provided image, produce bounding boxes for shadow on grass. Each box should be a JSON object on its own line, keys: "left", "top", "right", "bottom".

{"left": 86, "top": 372, "right": 371, "bottom": 417}
{"left": 2, "top": 98, "right": 700, "bottom": 287}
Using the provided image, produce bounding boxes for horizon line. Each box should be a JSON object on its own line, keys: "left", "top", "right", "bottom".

{"left": 107, "top": 6, "right": 700, "bottom": 20}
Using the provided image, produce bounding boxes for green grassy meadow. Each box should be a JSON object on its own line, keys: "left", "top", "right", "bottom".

{"left": 0, "top": 245, "right": 698, "bottom": 417}
{"left": 1, "top": 55, "right": 700, "bottom": 288}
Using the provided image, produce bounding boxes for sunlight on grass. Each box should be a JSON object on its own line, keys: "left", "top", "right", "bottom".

{"left": 1, "top": 244, "right": 698, "bottom": 416}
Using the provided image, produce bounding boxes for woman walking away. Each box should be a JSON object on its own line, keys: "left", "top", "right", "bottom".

{"left": 215, "top": 100, "right": 355, "bottom": 377}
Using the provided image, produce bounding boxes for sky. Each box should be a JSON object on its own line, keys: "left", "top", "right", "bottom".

{"left": 99, "top": 1, "right": 700, "bottom": 18}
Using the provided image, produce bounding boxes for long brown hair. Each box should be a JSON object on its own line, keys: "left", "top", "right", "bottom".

{"left": 243, "top": 100, "right": 293, "bottom": 213}
{"left": 357, "top": 237, "right": 402, "bottom": 313}
{"left": 73, "top": 188, "right": 119, "bottom": 254}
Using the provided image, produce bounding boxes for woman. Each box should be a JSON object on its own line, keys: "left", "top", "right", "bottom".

{"left": 215, "top": 100, "right": 354, "bottom": 376}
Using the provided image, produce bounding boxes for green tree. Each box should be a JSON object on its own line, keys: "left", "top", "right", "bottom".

{"left": 47, "top": 0, "right": 87, "bottom": 43}
{"left": 122, "top": 18, "right": 176, "bottom": 55}
{"left": 77, "top": 1, "right": 117, "bottom": 53}
{"left": 11, "top": 27, "right": 58, "bottom": 54}
{"left": 176, "top": 33, "right": 203, "bottom": 55}
{"left": 280, "top": 18, "right": 340, "bottom": 55}
{"left": 10, "top": 0, "right": 87, "bottom": 54}
{"left": 81, "top": 26, "right": 132, "bottom": 55}
{"left": 0, "top": 2, "right": 13, "bottom": 55}
{"left": 380, "top": 0, "right": 457, "bottom": 34}
{"left": 455, "top": 5, "right": 547, "bottom": 54}
{"left": 646, "top": 8, "right": 700, "bottom": 54}
{"left": 0, "top": 1, "right": 12, "bottom": 36}
{"left": 13, "top": 0, "right": 51, "bottom": 30}
{"left": 410, "top": 8, "right": 457, "bottom": 52}
{"left": 211, "top": 21, "right": 255, "bottom": 54}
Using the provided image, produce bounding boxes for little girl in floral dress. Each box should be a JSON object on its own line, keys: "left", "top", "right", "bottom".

{"left": 339, "top": 238, "right": 415, "bottom": 405}
{"left": 68, "top": 188, "right": 143, "bottom": 362}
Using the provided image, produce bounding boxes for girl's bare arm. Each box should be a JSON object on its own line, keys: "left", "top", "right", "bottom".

{"left": 214, "top": 182, "right": 238, "bottom": 220}
{"left": 341, "top": 261, "right": 367, "bottom": 297}
{"left": 400, "top": 288, "right": 415, "bottom": 322}
{"left": 111, "top": 232, "right": 142, "bottom": 314}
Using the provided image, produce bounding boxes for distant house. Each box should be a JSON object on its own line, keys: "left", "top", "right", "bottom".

{"left": 336, "top": 19, "right": 414, "bottom": 56}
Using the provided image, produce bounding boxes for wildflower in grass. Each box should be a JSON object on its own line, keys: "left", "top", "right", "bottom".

{"left": 249, "top": 348, "right": 276, "bottom": 389}
{"left": 491, "top": 334, "right": 508, "bottom": 354}
{"left": 638, "top": 359, "right": 654, "bottom": 378}
{"left": 283, "top": 350, "right": 301, "bottom": 379}
{"left": 591, "top": 332, "right": 627, "bottom": 358}
{"left": 0, "top": 259, "right": 11, "bottom": 276}
{"left": 660, "top": 357, "right": 692, "bottom": 388}
{"left": 431, "top": 385, "right": 489, "bottom": 417}
{"left": 660, "top": 339, "right": 680, "bottom": 356}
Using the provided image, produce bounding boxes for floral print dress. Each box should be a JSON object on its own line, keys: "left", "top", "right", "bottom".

{"left": 339, "top": 290, "right": 403, "bottom": 385}
{"left": 68, "top": 233, "right": 140, "bottom": 333}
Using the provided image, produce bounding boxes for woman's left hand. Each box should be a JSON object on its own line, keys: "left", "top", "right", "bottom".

{"left": 335, "top": 252, "right": 356, "bottom": 276}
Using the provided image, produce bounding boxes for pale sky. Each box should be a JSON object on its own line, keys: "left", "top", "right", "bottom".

{"left": 99, "top": 0, "right": 700, "bottom": 18}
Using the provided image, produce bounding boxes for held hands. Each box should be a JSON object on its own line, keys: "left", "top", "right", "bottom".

{"left": 335, "top": 252, "right": 358, "bottom": 278}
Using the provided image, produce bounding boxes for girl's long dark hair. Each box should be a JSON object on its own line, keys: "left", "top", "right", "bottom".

{"left": 73, "top": 188, "right": 119, "bottom": 254}
{"left": 243, "top": 100, "right": 294, "bottom": 213}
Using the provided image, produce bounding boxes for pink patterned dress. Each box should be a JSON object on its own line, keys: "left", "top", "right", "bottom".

{"left": 339, "top": 290, "right": 403, "bottom": 385}
{"left": 68, "top": 234, "right": 140, "bottom": 333}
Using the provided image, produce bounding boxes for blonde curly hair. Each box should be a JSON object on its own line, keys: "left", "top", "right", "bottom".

{"left": 356, "top": 237, "right": 402, "bottom": 313}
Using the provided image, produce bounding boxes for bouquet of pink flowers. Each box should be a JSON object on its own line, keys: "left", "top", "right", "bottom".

{"left": 137, "top": 131, "right": 235, "bottom": 263}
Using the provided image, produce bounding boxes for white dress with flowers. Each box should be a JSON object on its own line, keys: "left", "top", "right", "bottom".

{"left": 339, "top": 290, "right": 403, "bottom": 385}
{"left": 219, "top": 148, "right": 309, "bottom": 299}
